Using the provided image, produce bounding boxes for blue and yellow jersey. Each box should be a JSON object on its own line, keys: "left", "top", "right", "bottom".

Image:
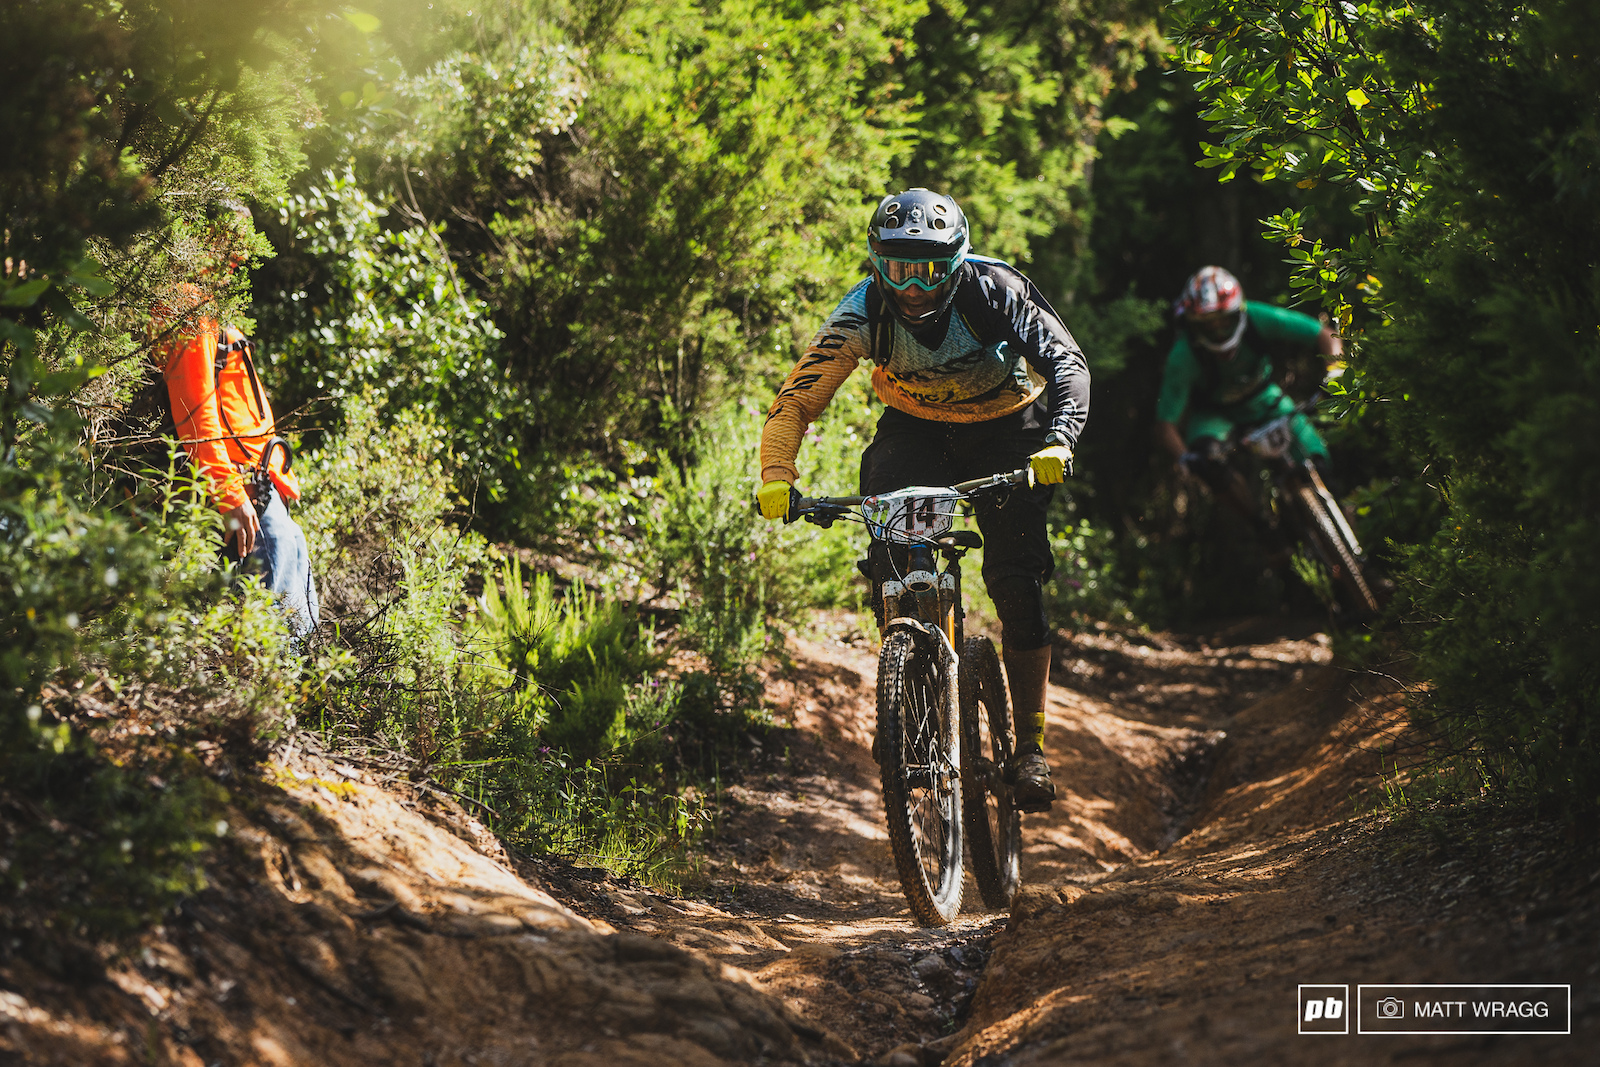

{"left": 760, "top": 259, "right": 1090, "bottom": 485}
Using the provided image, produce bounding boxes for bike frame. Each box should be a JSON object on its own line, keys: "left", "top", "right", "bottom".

{"left": 787, "top": 468, "right": 1034, "bottom": 923}
{"left": 1223, "top": 396, "right": 1380, "bottom": 615}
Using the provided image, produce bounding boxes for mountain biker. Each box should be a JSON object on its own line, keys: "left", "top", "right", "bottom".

{"left": 756, "top": 188, "right": 1090, "bottom": 813}
{"left": 152, "top": 203, "right": 320, "bottom": 638}
{"left": 1154, "top": 266, "right": 1342, "bottom": 561}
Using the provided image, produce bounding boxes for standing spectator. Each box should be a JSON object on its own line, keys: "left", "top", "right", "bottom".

{"left": 154, "top": 203, "right": 319, "bottom": 638}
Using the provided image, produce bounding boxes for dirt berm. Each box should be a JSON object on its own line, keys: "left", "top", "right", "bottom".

{"left": 0, "top": 742, "right": 847, "bottom": 1066}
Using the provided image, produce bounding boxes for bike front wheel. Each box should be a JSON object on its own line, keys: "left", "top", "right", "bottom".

{"left": 1294, "top": 483, "right": 1380, "bottom": 618}
{"left": 878, "top": 628, "right": 964, "bottom": 926}
{"left": 960, "top": 636, "right": 1021, "bottom": 910}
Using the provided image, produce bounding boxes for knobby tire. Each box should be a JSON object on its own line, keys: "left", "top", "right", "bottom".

{"left": 960, "top": 636, "right": 1021, "bottom": 910}
{"left": 1295, "top": 484, "right": 1380, "bottom": 618}
{"left": 878, "top": 629, "right": 963, "bottom": 926}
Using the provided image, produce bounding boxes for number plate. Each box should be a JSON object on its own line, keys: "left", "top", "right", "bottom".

{"left": 862, "top": 487, "right": 960, "bottom": 544}
{"left": 1246, "top": 417, "right": 1295, "bottom": 458}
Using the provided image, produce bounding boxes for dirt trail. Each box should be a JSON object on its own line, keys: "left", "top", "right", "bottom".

{"left": 534, "top": 617, "right": 1358, "bottom": 1060}
{"left": 4, "top": 615, "right": 1596, "bottom": 1065}
{"left": 557, "top": 615, "right": 1597, "bottom": 1064}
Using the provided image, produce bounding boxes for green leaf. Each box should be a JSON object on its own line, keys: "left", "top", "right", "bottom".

{"left": 66, "top": 261, "right": 114, "bottom": 298}
{"left": 343, "top": 10, "right": 381, "bottom": 34}
{"left": 1103, "top": 116, "right": 1139, "bottom": 140}
{"left": 1, "top": 278, "right": 51, "bottom": 307}
{"left": 35, "top": 366, "right": 104, "bottom": 398}
{"left": 1346, "top": 87, "right": 1370, "bottom": 109}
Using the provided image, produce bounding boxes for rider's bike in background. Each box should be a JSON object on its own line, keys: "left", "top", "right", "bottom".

{"left": 785, "top": 471, "right": 1031, "bottom": 925}
{"left": 1220, "top": 400, "right": 1382, "bottom": 619}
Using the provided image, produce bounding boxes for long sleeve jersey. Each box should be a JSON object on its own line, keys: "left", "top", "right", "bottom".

{"left": 1155, "top": 302, "right": 1326, "bottom": 421}
{"left": 155, "top": 287, "right": 299, "bottom": 512}
{"left": 760, "top": 257, "right": 1090, "bottom": 485}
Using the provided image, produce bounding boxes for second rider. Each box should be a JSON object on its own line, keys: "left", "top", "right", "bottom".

{"left": 756, "top": 188, "right": 1090, "bottom": 813}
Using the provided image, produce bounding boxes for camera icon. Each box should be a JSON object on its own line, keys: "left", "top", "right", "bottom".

{"left": 1376, "top": 996, "right": 1406, "bottom": 1020}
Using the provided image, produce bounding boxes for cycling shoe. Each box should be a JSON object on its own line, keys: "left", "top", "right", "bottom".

{"left": 1006, "top": 749, "right": 1056, "bottom": 813}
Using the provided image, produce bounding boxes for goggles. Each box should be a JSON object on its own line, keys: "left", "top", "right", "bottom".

{"left": 871, "top": 252, "right": 961, "bottom": 292}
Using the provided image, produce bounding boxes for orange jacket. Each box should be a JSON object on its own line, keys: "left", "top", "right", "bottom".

{"left": 156, "top": 290, "right": 299, "bottom": 512}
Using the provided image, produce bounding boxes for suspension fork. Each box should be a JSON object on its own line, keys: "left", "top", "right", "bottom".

{"left": 940, "top": 552, "right": 963, "bottom": 651}
{"left": 1303, "top": 463, "right": 1365, "bottom": 556}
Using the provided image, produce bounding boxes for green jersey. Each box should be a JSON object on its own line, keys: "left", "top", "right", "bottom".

{"left": 1155, "top": 302, "right": 1324, "bottom": 422}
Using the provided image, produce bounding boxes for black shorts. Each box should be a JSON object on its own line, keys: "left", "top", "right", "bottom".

{"left": 859, "top": 400, "right": 1057, "bottom": 648}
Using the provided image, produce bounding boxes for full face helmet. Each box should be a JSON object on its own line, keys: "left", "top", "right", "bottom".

{"left": 1176, "top": 266, "right": 1247, "bottom": 355}
{"left": 867, "top": 189, "right": 971, "bottom": 323}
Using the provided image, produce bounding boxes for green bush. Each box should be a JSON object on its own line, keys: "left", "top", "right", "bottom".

{"left": 1, "top": 423, "right": 305, "bottom": 938}
{"left": 652, "top": 393, "right": 873, "bottom": 661}
{"left": 1045, "top": 508, "right": 1137, "bottom": 628}
{"left": 292, "top": 405, "right": 703, "bottom": 884}
{"left": 1176, "top": 0, "right": 1600, "bottom": 817}
{"left": 256, "top": 172, "right": 511, "bottom": 484}
{"left": 477, "top": 560, "right": 662, "bottom": 762}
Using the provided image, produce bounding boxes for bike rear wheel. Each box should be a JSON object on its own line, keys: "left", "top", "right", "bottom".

{"left": 960, "top": 636, "right": 1020, "bottom": 910}
{"left": 1294, "top": 484, "right": 1380, "bottom": 617}
{"left": 878, "top": 628, "right": 963, "bottom": 926}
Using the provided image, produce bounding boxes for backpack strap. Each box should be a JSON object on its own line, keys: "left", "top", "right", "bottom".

{"left": 213, "top": 329, "right": 269, "bottom": 440}
{"left": 952, "top": 265, "right": 1026, "bottom": 347}
{"left": 959, "top": 258, "right": 1077, "bottom": 352}
{"left": 217, "top": 331, "right": 268, "bottom": 412}
{"left": 864, "top": 283, "right": 896, "bottom": 368}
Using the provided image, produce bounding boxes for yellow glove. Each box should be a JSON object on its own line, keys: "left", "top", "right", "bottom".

{"left": 1029, "top": 443, "right": 1073, "bottom": 486}
{"left": 756, "top": 479, "right": 793, "bottom": 521}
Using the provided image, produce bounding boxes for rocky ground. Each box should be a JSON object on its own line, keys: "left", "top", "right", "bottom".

{"left": 3, "top": 614, "right": 1596, "bottom": 1065}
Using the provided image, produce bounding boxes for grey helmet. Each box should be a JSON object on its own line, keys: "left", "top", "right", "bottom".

{"left": 868, "top": 189, "right": 971, "bottom": 322}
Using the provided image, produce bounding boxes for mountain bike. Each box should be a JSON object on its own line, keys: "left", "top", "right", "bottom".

{"left": 1225, "top": 402, "right": 1382, "bottom": 618}
{"left": 784, "top": 470, "right": 1030, "bottom": 925}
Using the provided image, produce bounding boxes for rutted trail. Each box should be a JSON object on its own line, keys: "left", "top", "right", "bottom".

{"left": 558, "top": 617, "right": 1598, "bottom": 1064}
{"left": 5, "top": 617, "right": 1596, "bottom": 1065}
{"left": 555, "top": 618, "right": 1356, "bottom": 1062}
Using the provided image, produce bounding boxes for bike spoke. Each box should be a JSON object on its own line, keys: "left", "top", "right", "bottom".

{"left": 903, "top": 657, "right": 951, "bottom": 885}
{"left": 880, "top": 628, "right": 967, "bottom": 924}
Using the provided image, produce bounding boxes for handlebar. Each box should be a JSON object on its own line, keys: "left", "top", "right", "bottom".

{"left": 786, "top": 467, "right": 1034, "bottom": 524}
{"left": 1211, "top": 392, "right": 1325, "bottom": 461}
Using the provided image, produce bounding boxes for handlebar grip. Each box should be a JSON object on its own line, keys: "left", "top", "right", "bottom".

{"left": 949, "top": 467, "right": 1034, "bottom": 494}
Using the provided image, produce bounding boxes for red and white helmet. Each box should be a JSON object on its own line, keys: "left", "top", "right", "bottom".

{"left": 1176, "top": 266, "right": 1247, "bottom": 354}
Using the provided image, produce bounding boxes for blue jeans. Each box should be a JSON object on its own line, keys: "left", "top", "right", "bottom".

{"left": 227, "top": 485, "right": 320, "bottom": 639}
